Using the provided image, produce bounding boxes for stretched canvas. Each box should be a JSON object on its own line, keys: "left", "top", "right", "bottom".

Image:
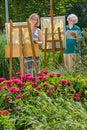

{"left": 5, "top": 22, "right": 40, "bottom": 57}
{"left": 41, "top": 16, "right": 66, "bottom": 50}
{"left": 5, "top": 22, "right": 31, "bottom": 45}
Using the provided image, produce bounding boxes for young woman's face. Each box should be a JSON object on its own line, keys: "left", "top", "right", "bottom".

{"left": 30, "top": 15, "right": 38, "bottom": 25}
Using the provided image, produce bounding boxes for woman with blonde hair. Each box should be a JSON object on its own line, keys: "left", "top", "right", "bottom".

{"left": 63, "top": 14, "right": 82, "bottom": 72}
{"left": 24, "top": 13, "right": 43, "bottom": 76}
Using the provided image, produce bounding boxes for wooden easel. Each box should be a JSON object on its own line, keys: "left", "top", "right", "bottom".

{"left": 43, "top": 0, "right": 65, "bottom": 68}
{"left": 5, "top": 19, "right": 39, "bottom": 78}
{"left": 44, "top": 26, "right": 64, "bottom": 68}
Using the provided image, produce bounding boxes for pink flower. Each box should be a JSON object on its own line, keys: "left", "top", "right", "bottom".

{"left": 43, "top": 69, "right": 49, "bottom": 74}
{"left": 9, "top": 87, "right": 21, "bottom": 93}
{"left": 36, "top": 86, "right": 42, "bottom": 90}
{"left": 43, "top": 83, "right": 49, "bottom": 87}
{"left": 12, "top": 79, "right": 25, "bottom": 87}
{"left": 56, "top": 73, "right": 62, "bottom": 77}
{"left": 38, "top": 75, "right": 48, "bottom": 81}
{"left": 42, "top": 76, "right": 48, "bottom": 81}
{"left": 4, "top": 99, "right": 11, "bottom": 103}
{"left": 0, "top": 110, "right": 9, "bottom": 115}
{"left": 47, "top": 89, "right": 53, "bottom": 94}
{"left": 6, "top": 80, "right": 13, "bottom": 85}
{"left": 9, "top": 87, "right": 16, "bottom": 93}
{"left": 58, "top": 79, "right": 67, "bottom": 85}
{"left": 0, "top": 78, "right": 6, "bottom": 83}
{"left": 16, "top": 72, "right": 22, "bottom": 76}
{"left": 15, "top": 88, "right": 21, "bottom": 93}
{"left": 49, "top": 85, "right": 55, "bottom": 89}
{"left": 61, "top": 79, "right": 67, "bottom": 84}
{"left": 32, "top": 82, "right": 37, "bottom": 88}
{"left": 73, "top": 93, "right": 81, "bottom": 101}
{"left": 0, "top": 86, "right": 2, "bottom": 90}
{"left": 16, "top": 94, "right": 23, "bottom": 99}
{"left": 55, "top": 86, "right": 58, "bottom": 90}
{"left": 38, "top": 72, "right": 44, "bottom": 77}
{"left": 66, "top": 81, "right": 72, "bottom": 86}
{"left": 11, "top": 76, "right": 16, "bottom": 79}
{"left": 49, "top": 73, "right": 55, "bottom": 77}
{"left": 22, "top": 74, "right": 32, "bottom": 82}
{"left": 4, "top": 85, "right": 9, "bottom": 90}
{"left": 21, "top": 75, "right": 27, "bottom": 81}
{"left": 24, "top": 75, "right": 36, "bottom": 81}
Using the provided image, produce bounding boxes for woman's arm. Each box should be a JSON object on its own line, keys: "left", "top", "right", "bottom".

{"left": 34, "top": 29, "right": 43, "bottom": 45}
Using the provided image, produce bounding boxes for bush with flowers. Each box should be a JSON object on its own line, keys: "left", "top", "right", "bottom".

{"left": 0, "top": 69, "right": 87, "bottom": 129}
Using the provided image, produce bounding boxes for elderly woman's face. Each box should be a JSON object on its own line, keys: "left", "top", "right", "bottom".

{"left": 68, "top": 18, "right": 75, "bottom": 25}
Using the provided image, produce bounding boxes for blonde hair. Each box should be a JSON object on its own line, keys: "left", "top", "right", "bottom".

{"left": 29, "top": 13, "right": 40, "bottom": 26}
{"left": 67, "top": 14, "right": 78, "bottom": 24}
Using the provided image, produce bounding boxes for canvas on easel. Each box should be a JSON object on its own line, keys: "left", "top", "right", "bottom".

{"left": 5, "top": 20, "right": 39, "bottom": 78}
{"left": 41, "top": 16, "right": 66, "bottom": 67}
{"left": 5, "top": 22, "right": 40, "bottom": 57}
{"left": 41, "top": 16, "right": 66, "bottom": 50}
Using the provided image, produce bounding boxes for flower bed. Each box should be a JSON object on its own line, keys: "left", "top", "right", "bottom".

{"left": 0, "top": 70, "right": 87, "bottom": 129}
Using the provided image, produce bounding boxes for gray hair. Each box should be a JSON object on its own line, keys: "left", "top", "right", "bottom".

{"left": 67, "top": 14, "right": 78, "bottom": 24}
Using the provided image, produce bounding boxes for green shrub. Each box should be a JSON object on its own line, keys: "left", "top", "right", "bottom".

{"left": 0, "top": 32, "right": 20, "bottom": 79}
{"left": 73, "top": 28, "right": 87, "bottom": 77}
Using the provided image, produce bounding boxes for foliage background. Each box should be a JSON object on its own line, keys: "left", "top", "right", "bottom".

{"left": 0, "top": 0, "right": 87, "bottom": 31}
{"left": 0, "top": 0, "right": 87, "bottom": 78}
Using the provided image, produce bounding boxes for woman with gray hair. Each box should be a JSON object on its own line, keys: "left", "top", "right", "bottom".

{"left": 63, "top": 13, "right": 82, "bottom": 72}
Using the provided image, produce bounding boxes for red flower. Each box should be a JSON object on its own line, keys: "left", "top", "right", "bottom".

{"left": 49, "top": 73, "right": 55, "bottom": 77}
{"left": 16, "top": 72, "right": 22, "bottom": 76}
{"left": 43, "top": 69, "right": 49, "bottom": 74}
{"left": 12, "top": 79, "right": 25, "bottom": 87}
{"left": 32, "top": 82, "right": 37, "bottom": 88}
{"left": 73, "top": 93, "right": 81, "bottom": 101}
{"left": 38, "top": 75, "right": 48, "bottom": 81}
{"left": 9, "top": 87, "right": 21, "bottom": 93}
{"left": 0, "top": 78, "right": 6, "bottom": 83}
{"left": 0, "top": 110, "right": 9, "bottom": 115}
{"left": 4, "top": 99, "right": 11, "bottom": 103}
{"left": 16, "top": 94, "right": 23, "bottom": 99}
{"left": 4, "top": 85, "right": 9, "bottom": 90}
{"left": 56, "top": 73, "right": 62, "bottom": 77}
{"left": 42, "top": 76, "right": 48, "bottom": 81}
{"left": 43, "top": 83, "right": 49, "bottom": 87}
{"left": 58, "top": 79, "right": 67, "bottom": 85}
{"left": 6, "top": 80, "right": 13, "bottom": 85}
{"left": 0, "top": 86, "right": 2, "bottom": 90}
{"left": 49, "top": 85, "right": 55, "bottom": 89}
{"left": 38, "top": 72, "right": 44, "bottom": 77}
{"left": 36, "top": 86, "right": 42, "bottom": 90}
{"left": 47, "top": 89, "right": 53, "bottom": 94}
{"left": 66, "top": 81, "right": 72, "bottom": 86}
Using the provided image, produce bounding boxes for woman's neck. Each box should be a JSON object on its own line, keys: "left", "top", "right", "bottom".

{"left": 68, "top": 24, "right": 74, "bottom": 29}
{"left": 32, "top": 25, "right": 36, "bottom": 32}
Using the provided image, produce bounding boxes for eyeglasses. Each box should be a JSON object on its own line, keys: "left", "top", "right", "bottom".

{"left": 69, "top": 19, "right": 75, "bottom": 22}
{"left": 30, "top": 17, "right": 38, "bottom": 21}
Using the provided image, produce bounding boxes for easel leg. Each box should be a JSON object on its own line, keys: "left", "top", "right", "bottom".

{"left": 19, "top": 27, "right": 24, "bottom": 76}
{"left": 44, "top": 28, "right": 48, "bottom": 68}
{"left": 9, "top": 58, "right": 12, "bottom": 79}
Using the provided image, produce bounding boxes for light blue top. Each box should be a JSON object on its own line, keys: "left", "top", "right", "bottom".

{"left": 64, "top": 25, "right": 82, "bottom": 54}
{"left": 32, "top": 27, "right": 40, "bottom": 41}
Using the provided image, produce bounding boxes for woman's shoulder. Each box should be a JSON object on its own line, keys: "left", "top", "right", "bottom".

{"left": 36, "top": 27, "right": 40, "bottom": 31}
{"left": 74, "top": 25, "right": 81, "bottom": 30}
